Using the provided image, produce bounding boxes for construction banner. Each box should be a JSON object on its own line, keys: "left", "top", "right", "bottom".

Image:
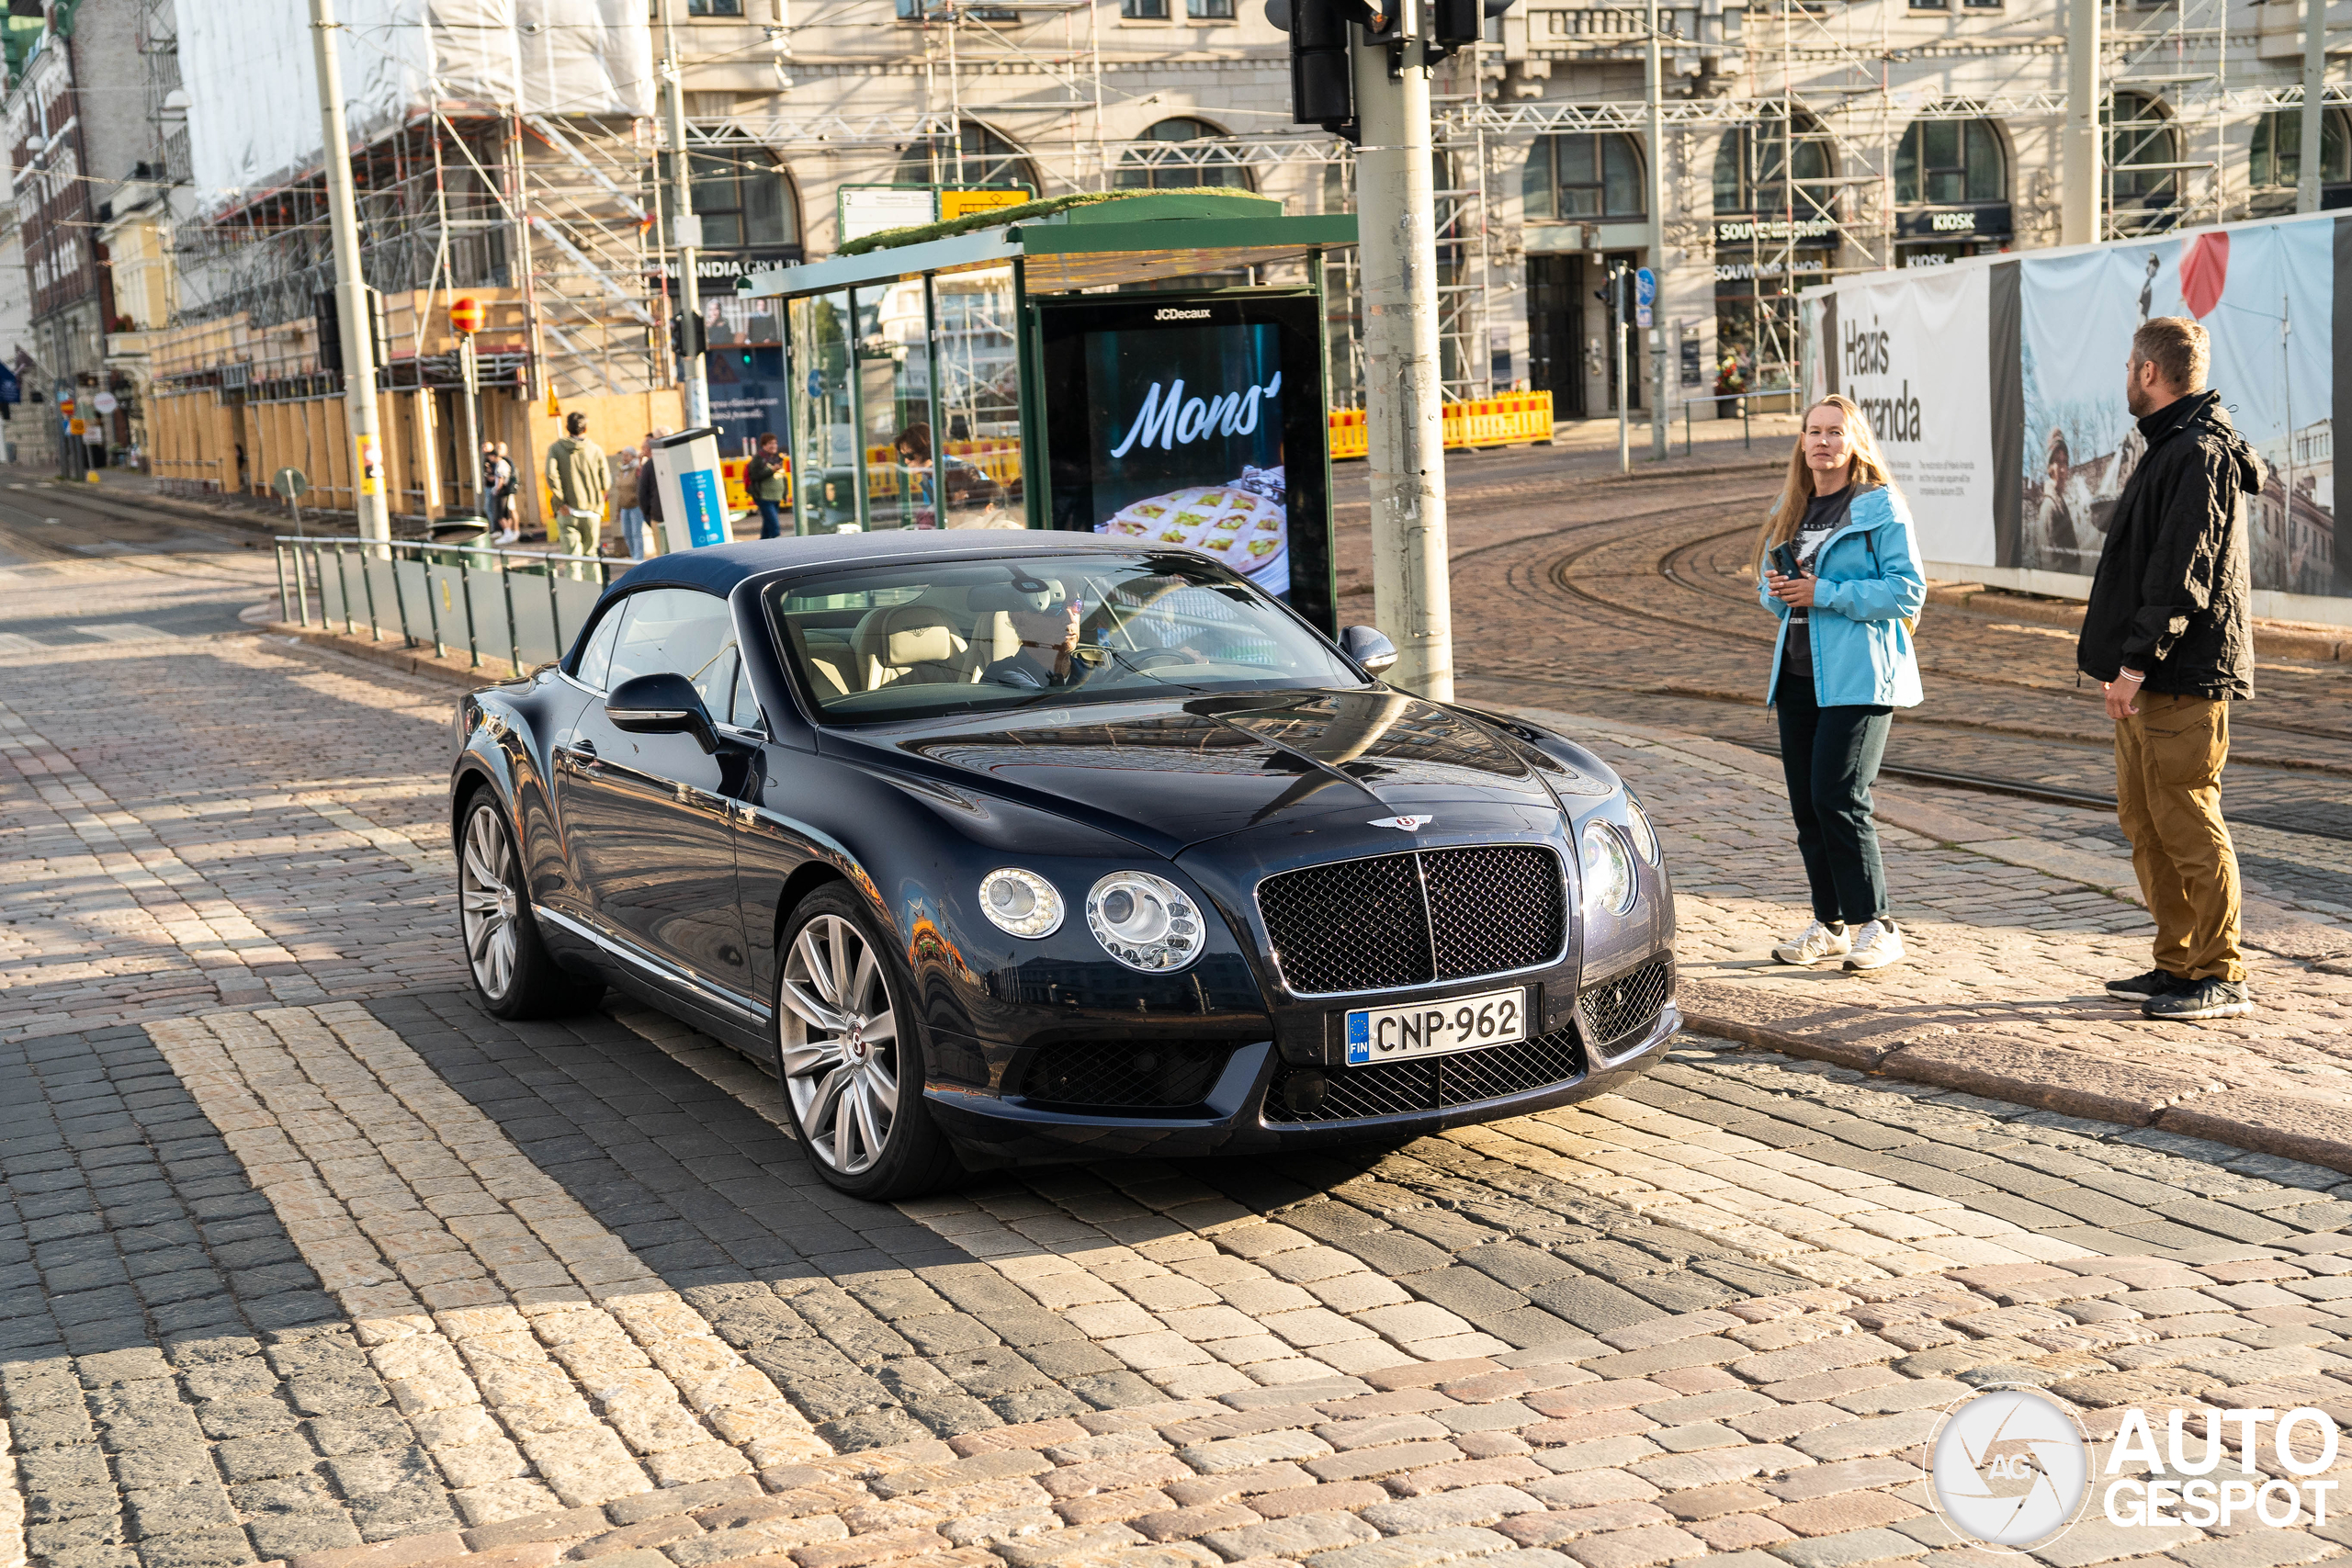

{"left": 1804, "top": 209, "right": 2347, "bottom": 609}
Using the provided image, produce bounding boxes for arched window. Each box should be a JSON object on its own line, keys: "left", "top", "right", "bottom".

{"left": 665, "top": 144, "right": 799, "bottom": 250}
{"left": 1115, "top": 118, "right": 1251, "bottom": 190}
{"left": 1713, "top": 114, "right": 1834, "bottom": 218}
{"left": 1521, "top": 133, "right": 1643, "bottom": 221}
{"left": 2105, "top": 91, "right": 2178, "bottom": 206}
{"left": 2251, "top": 107, "right": 2352, "bottom": 188}
{"left": 893, "top": 122, "right": 1038, "bottom": 193}
{"left": 1894, "top": 118, "right": 2005, "bottom": 205}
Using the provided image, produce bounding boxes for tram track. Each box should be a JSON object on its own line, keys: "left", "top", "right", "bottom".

{"left": 1430, "top": 491, "right": 2352, "bottom": 850}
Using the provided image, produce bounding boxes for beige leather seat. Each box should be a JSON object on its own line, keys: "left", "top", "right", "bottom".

{"left": 850, "top": 604, "right": 974, "bottom": 690}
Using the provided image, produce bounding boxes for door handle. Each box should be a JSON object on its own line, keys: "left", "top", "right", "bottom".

{"left": 565, "top": 738, "right": 599, "bottom": 764}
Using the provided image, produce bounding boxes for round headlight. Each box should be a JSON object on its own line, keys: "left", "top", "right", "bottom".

{"left": 978, "top": 867, "right": 1063, "bottom": 938}
{"left": 1624, "top": 795, "right": 1660, "bottom": 865}
{"left": 1580, "top": 819, "right": 1636, "bottom": 915}
{"left": 1086, "top": 871, "right": 1204, "bottom": 973}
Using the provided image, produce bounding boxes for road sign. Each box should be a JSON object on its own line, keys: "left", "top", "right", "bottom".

{"left": 68, "top": 419, "right": 85, "bottom": 435}
{"left": 1634, "top": 267, "right": 1657, "bottom": 329}
{"left": 272, "top": 467, "right": 309, "bottom": 500}
{"left": 938, "top": 187, "right": 1029, "bottom": 221}
{"left": 92, "top": 391, "right": 117, "bottom": 415}
{"left": 57, "top": 395, "right": 74, "bottom": 417}
{"left": 450, "top": 296, "right": 484, "bottom": 334}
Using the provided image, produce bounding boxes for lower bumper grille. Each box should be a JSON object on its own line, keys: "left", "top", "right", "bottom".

{"left": 1263, "top": 1026, "right": 1586, "bottom": 1123}
{"left": 1019, "top": 1042, "right": 1231, "bottom": 1111}
{"left": 1577, "top": 956, "right": 1674, "bottom": 1054}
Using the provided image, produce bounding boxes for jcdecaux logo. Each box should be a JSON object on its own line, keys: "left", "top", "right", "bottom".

{"left": 1927, "top": 1390, "right": 2343, "bottom": 1551}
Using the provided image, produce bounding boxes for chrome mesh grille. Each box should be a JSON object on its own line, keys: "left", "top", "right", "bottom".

{"left": 1263, "top": 1026, "right": 1586, "bottom": 1123}
{"left": 1020, "top": 1042, "right": 1231, "bottom": 1111}
{"left": 1577, "top": 956, "right": 1674, "bottom": 1051}
{"left": 1257, "top": 845, "right": 1566, "bottom": 997}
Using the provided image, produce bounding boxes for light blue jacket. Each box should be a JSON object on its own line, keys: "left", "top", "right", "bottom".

{"left": 1758, "top": 484, "right": 1926, "bottom": 709}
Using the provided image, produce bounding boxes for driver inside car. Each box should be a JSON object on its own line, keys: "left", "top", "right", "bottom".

{"left": 981, "top": 598, "right": 1086, "bottom": 690}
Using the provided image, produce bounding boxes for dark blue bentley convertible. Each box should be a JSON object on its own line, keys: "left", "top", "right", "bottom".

{"left": 448, "top": 533, "right": 1678, "bottom": 1198}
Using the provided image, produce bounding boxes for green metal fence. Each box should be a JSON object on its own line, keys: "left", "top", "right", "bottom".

{"left": 275, "top": 536, "right": 622, "bottom": 675}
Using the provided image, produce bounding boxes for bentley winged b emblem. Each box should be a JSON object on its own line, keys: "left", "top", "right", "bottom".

{"left": 1369, "top": 815, "right": 1435, "bottom": 831}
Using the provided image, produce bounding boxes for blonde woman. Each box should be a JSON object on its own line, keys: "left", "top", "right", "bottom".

{"left": 1756, "top": 394, "right": 1926, "bottom": 974}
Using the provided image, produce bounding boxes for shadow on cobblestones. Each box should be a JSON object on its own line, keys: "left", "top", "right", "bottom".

{"left": 367, "top": 993, "right": 1179, "bottom": 1453}
{"left": 0, "top": 1027, "right": 460, "bottom": 1568}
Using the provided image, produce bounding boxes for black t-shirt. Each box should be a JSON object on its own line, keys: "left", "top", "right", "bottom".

{"left": 1781, "top": 484, "right": 1854, "bottom": 680}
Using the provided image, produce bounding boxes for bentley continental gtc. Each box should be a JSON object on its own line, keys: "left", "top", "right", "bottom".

{"left": 448, "top": 534, "right": 1679, "bottom": 1198}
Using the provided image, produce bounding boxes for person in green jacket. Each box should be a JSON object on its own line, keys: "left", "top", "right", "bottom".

{"left": 545, "top": 412, "right": 609, "bottom": 578}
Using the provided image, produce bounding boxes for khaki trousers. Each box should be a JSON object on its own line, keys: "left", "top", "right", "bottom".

{"left": 2114, "top": 692, "right": 2244, "bottom": 982}
{"left": 556, "top": 509, "right": 600, "bottom": 580}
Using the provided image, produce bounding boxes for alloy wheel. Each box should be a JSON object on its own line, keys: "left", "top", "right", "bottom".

{"left": 459, "top": 804, "right": 521, "bottom": 1001}
{"left": 778, "top": 913, "right": 901, "bottom": 1175}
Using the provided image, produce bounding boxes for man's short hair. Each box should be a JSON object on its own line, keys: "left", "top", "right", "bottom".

{"left": 2132, "top": 317, "right": 2210, "bottom": 395}
{"left": 565, "top": 412, "right": 588, "bottom": 436}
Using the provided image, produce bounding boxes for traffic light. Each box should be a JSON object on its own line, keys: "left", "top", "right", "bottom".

{"left": 1431, "top": 0, "right": 1515, "bottom": 57}
{"left": 670, "top": 311, "right": 707, "bottom": 361}
{"left": 1283, "top": 0, "right": 1355, "bottom": 132}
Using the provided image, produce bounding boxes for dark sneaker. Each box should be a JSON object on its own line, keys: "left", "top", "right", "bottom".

{"left": 2143, "top": 978, "right": 2254, "bottom": 1021}
{"left": 2107, "top": 968, "right": 2187, "bottom": 1001}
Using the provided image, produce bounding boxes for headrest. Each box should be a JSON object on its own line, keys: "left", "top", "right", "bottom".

{"left": 886, "top": 624, "right": 958, "bottom": 666}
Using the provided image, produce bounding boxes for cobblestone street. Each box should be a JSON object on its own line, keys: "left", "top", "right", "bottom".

{"left": 5, "top": 491, "right": 2352, "bottom": 1568}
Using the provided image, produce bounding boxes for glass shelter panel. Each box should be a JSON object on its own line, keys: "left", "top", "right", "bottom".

{"left": 789, "top": 292, "right": 856, "bottom": 533}
{"left": 857, "top": 281, "right": 933, "bottom": 529}
{"left": 929, "top": 266, "right": 1025, "bottom": 529}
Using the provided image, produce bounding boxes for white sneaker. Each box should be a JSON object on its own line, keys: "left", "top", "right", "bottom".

{"left": 1772, "top": 920, "right": 1850, "bottom": 966}
{"left": 1843, "top": 919, "right": 1905, "bottom": 973}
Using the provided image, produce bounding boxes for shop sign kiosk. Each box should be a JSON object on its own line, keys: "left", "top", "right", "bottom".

{"left": 737, "top": 190, "right": 1356, "bottom": 634}
{"left": 652, "top": 426, "right": 732, "bottom": 551}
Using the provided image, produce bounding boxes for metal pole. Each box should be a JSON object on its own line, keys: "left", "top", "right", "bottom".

{"left": 1645, "top": 0, "right": 1668, "bottom": 461}
{"left": 662, "top": 0, "right": 711, "bottom": 429}
{"left": 2301, "top": 0, "right": 2325, "bottom": 213}
{"left": 308, "top": 0, "right": 390, "bottom": 547}
{"left": 459, "top": 335, "right": 485, "bottom": 513}
{"left": 1352, "top": 24, "right": 1453, "bottom": 701}
{"left": 1614, "top": 264, "right": 1629, "bottom": 474}
{"left": 2063, "top": 0, "right": 2102, "bottom": 244}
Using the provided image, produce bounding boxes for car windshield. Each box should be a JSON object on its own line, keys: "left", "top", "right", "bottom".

{"left": 767, "top": 551, "right": 1367, "bottom": 724}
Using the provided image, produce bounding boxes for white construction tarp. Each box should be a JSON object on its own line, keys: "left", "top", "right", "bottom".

{"left": 175, "top": 0, "right": 654, "bottom": 214}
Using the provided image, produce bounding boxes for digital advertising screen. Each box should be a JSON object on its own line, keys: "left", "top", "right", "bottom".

{"left": 1038, "top": 294, "right": 1334, "bottom": 635}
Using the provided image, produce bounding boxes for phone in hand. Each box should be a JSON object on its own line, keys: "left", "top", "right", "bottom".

{"left": 1769, "top": 542, "right": 1802, "bottom": 581}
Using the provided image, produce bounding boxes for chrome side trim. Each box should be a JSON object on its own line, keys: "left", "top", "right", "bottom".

{"left": 536, "top": 907, "right": 771, "bottom": 1026}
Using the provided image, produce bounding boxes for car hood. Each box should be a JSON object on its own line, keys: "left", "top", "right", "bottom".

{"left": 820, "top": 688, "right": 1572, "bottom": 858}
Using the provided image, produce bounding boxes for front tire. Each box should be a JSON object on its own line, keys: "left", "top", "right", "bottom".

{"left": 774, "top": 885, "right": 958, "bottom": 1200}
{"left": 458, "top": 791, "right": 594, "bottom": 1019}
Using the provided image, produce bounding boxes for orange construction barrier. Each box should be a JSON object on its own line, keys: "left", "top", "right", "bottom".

{"left": 1328, "top": 391, "right": 1553, "bottom": 460}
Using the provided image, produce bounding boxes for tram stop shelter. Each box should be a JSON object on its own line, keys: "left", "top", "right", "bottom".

{"left": 737, "top": 189, "right": 1357, "bottom": 634}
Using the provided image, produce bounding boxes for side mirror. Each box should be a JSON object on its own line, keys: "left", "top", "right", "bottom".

{"left": 607, "top": 671, "right": 722, "bottom": 753}
{"left": 1341, "top": 625, "right": 1398, "bottom": 676}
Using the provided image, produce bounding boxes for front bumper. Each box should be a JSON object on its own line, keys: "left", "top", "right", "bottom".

{"left": 923, "top": 991, "right": 1681, "bottom": 1166}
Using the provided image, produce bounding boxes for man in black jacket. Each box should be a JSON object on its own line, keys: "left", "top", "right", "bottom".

{"left": 2077, "top": 317, "right": 2261, "bottom": 1022}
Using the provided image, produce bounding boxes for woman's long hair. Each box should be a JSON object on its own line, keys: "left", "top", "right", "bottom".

{"left": 1756, "top": 395, "right": 1896, "bottom": 569}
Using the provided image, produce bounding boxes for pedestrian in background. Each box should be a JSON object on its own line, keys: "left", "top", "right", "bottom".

{"left": 483, "top": 442, "right": 515, "bottom": 542}
{"left": 1757, "top": 394, "right": 1925, "bottom": 975}
{"left": 545, "top": 412, "right": 608, "bottom": 579}
{"left": 615, "top": 441, "right": 649, "bottom": 558}
{"left": 2079, "top": 317, "right": 2260, "bottom": 1021}
{"left": 746, "top": 432, "right": 787, "bottom": 539}
{"left": 637, "top": 428, "right": 670, "bottom": 556}
{"left": 494, "top": 442, "right": 519, "bottom": 541}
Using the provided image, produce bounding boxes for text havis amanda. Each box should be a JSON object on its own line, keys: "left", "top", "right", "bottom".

{"left": 1842, "top": 317, "right": 1924, "bottom": 445}
{"left": 1109, "top": 373, "right": 1283, "bottom": 460}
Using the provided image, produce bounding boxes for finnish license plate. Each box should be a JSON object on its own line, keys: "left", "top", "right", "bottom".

{"left": 1344, "top": 987, "right": 1530, "bottom": 1066}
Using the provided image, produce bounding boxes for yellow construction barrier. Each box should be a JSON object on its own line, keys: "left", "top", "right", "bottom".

{"left": 1328, "top": 390, "right": 1554, "bottom": 460}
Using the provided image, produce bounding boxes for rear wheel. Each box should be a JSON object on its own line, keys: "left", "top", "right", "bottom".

{"left": 458, "top": 792, "right": 594, "bottom": 1019}
{"left": 775, "top": 885, "right": 957, "bottom": 1199}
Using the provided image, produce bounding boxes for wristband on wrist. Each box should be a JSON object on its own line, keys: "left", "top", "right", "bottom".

{"left": 2115, "top": 669, "right": 2144, "bottom": 685}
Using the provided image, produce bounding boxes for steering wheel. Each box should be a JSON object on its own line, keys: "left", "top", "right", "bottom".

{"left": 1125, "top": 648, "right": 1203, "bottom": 671}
